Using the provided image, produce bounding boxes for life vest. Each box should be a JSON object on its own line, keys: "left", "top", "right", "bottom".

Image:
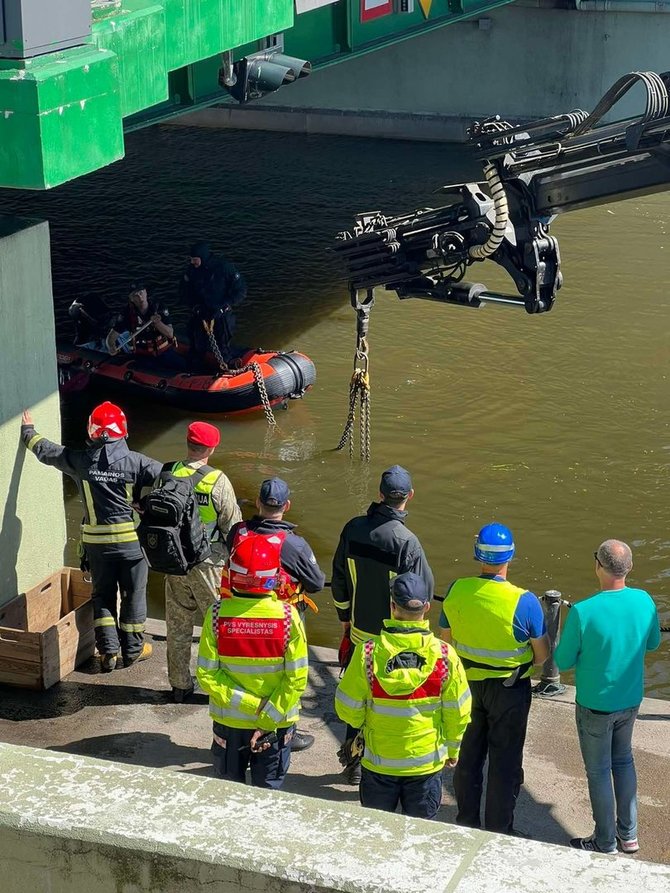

{"left": 221, "top": 527, "right": 303, "bottom": 603}
{"left": 129, "top": 303, "right": 174, "bottom": 355}
{"left": 212, "top": 597, "right": 292, "bottom": 660}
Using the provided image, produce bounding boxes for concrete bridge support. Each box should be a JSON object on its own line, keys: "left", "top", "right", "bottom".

{"left": 0, "top": 219, "right": 66, "bottom": 605}
{"left": 178, "top": 4, "right": 670, "bottom": 141}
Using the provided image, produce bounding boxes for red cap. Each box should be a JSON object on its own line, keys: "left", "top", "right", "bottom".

{"left": 187, "top": 421, "right": 220, "bottom": 448}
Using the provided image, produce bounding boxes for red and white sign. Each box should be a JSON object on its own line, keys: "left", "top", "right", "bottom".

{"left": 361, "top": 0, "right": 393, "bottom": 22}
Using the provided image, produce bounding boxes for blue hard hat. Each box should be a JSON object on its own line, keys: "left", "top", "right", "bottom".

{"left": 474, "top": 523, "right": 515, "bottom": 564}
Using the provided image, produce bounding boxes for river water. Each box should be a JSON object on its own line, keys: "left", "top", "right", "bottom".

{"left": 1, "top": 125, "right": 668, "bottom": 698}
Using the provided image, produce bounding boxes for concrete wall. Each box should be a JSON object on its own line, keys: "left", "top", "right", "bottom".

{"left": 178, "top": 4, "right": 670, "bottom": 140}
{"left": 0, "top": 219, "right": 67, "bottom": 605}
{"left": 1, "top": 742, "right": 670, "bottom": 893}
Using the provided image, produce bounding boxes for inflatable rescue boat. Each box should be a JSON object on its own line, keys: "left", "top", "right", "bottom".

{"left": 56, "top": 344, "right": 316, "bottom": 415}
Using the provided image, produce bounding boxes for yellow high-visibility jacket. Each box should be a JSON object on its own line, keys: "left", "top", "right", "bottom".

{"left": 197, "top": 592, "right": 308, "bottom": 731}
{"left": 335, "top": 619, "right": 471, "bottom": 776}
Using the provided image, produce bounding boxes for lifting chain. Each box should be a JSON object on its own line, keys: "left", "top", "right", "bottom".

{"left": 336, "top": 288, "right": 374, "bottom": 461}
{"left": 203, "top": 319, "right": 229, "bottom": 372}
{"left": 250, "top": 359, "right": 278, "bottom": 429}
{"left": 203, "top": 319, "right": 277, "bottom": 428}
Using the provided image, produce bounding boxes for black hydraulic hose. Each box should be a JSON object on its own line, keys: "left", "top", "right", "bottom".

{"left": 573, "top": 71, "right": 669, "bottom": 137}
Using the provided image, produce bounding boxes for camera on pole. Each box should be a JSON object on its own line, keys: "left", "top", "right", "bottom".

{"left": 219, "top": 51, "right": 312, "bottom": 104}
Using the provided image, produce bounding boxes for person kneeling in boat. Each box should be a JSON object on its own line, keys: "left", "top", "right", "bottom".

{"left": 179, "top": 242, "right": 247, "bottom": 370}
{"left": 106, "top": 282, "right": 187, "bottom": 371}
{"left": 69, "top": 295, "right": 112, "bottom": 351}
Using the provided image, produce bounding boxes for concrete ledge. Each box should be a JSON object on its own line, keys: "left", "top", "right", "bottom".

{"left": 1, "top": 742, "right": 670, "bottom": 893}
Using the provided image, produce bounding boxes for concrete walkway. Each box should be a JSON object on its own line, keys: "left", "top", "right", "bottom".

{"left": 0, "top": 630, "right": 668, "bottom": 865}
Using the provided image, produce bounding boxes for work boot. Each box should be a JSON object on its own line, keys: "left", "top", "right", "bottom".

{"left": 124, "top": 642, "right": 153, "bottom": 668}
{"left": 172, "top": 684, "right": 195, "bottom": 704}
{"left": 341, "top": 762, "right": 362, "bottom": 785}
{"left": 290, "top": 730, "right": 315, "bottom": 752}
{"left": 100, "top": 653, "right": 118, "bottom": 673}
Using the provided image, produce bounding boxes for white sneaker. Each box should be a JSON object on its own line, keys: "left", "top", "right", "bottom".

{"left": 617, "top": 836, "right": 639, "bottom": 854}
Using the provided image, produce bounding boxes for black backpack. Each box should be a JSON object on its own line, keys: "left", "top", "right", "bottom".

{"left": 137, "top": 463, "right": 212, "bottom": 575}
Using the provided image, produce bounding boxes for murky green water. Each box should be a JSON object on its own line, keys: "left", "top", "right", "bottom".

{"left": 1, "top": 126, "right": 668, "bottom": 697}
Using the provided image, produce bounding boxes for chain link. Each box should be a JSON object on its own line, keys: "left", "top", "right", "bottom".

{"left": 250, "top": 360, "right": 278, "bottom": 428}
{"left": 202, "top": 319, "right": 229, "bottom": 371}
{"left": 336, "top": 329, "right": 372, "bottom": 462}
{"left": 202, "top": 319, "right": 277, "bottom": 428}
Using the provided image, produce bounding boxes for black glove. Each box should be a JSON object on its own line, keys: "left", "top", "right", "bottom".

{"left": 336, "top": 733, "right": 364, "bottom": 768}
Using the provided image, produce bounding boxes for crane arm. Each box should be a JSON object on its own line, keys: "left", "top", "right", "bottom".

{"left": 333, "top": 71, "right": 670, "bottom": 315}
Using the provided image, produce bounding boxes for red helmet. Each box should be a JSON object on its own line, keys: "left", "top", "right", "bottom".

{"left": 87, "top": 402, "right": 128, "bottom": 442}
{"left": 228, "top": 533, "right": 282, "bottom": 595}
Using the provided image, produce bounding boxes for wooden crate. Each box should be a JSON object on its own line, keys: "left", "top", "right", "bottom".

{"left": 0, "top": 567, "right": 95, "bottom": 689}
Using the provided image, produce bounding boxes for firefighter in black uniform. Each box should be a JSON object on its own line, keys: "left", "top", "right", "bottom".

{"left": 179, "top": 241, "right": 247, "bottom": 368}
{"left": 331, "top": 465, "right": 434, "bottom": 783}
{"left": 21, "top": 403, "right": 162, "bottom": 671}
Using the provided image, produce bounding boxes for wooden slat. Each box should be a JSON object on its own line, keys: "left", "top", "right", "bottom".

{"left": 0, "top": 657, "right": 42, "bottom": 688}
{"left": 60, "top": 568, "right": 72, "bottom": 615}
{"left": 0, "top": 595, "right": 28, "bottom": 632}
{"left": 67, "top": 568, "right": 93, "bottom": 609}
{"left": 24, "top": 571, "right": 63, "bottom": 632}
{"left": 0, "top": 631, "right": 41, "bottom": 660}
{"left": 42, "top": 603, "right": 95, "bottom": 688}
{"left": 0, "top": 569, "right": 95, "bottom": 690}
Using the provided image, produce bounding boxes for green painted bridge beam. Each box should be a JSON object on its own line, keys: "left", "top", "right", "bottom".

{"left": 0, "top": 0, "right": 514, "bottom": 190}
{"left": 0, "top": 0, "right": 294, "bottom": 189}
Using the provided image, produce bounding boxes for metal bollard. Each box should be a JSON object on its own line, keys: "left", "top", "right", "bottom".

{"left": 532, "top": 589, "right": 566, "bottom": 698}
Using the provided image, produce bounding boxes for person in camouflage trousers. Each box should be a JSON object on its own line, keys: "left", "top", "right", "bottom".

{"left": 165, "top": 421, "right": 241, "bottom": 701}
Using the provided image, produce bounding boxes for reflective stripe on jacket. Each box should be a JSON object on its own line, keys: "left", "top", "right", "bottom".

{"left": 170, "top": 461, "right": 222, "bottom": 533}
{"left": 21, "top": 427, "right": 161, "bottom": 551}
{"left": 335, "top": 619, "right": 471, "bottom": 776}
{"left": 331, "top": 502, "right": 434, "bottom": 645}
{"left": 196, "top": 592, "right": 308, "bottom": 730}
{"left": 444, "top": 577, "right": 534, "bottom": 681}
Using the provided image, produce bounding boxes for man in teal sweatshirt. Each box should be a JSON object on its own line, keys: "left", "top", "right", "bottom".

{"left": 555, "top": 539, "right": 660, "bottom": 855}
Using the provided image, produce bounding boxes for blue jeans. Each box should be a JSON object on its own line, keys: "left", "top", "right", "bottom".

{"left": 576, "top": 704, "right": 639, "bottom": 852}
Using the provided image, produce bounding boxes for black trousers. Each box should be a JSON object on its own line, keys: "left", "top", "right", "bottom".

{"left": 360, "top": 767, "right": 443, "bottom": 819}
{"left": 211, "top": 722, "right": 294, "bottom": 790}
{"left": 87, "top": 547, "right": 148, "bottom": 661}
{"left": 453, "top": 676, "right": 532, "bottom": 833}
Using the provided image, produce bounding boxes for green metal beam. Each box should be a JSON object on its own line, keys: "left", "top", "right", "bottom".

{"left": 0, "top": 0, "right": 294, "bottom": 189}
{"left": 0, "top": 0, "right": 515, "bottom": 190}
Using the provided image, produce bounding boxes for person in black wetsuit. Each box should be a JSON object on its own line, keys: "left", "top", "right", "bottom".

{"left": 179, "top": 242, "right": 247, "bottom": 369}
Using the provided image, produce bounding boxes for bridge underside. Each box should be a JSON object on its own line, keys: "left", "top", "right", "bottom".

{"left": 0, "top": 0, "right": 513, "bottom": 190}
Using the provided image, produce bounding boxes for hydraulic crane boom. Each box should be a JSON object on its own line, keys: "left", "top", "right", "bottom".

{"left": 333, "top": 71, "right": 670, "bottom": 315}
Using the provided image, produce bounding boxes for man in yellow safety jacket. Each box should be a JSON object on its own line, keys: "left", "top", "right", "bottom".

{"left": 440, "top": 523, "right": 549, "bottom": 834}
{"left": 335, "top": 572, "right": 471, "bottom": 819}
{"left": 197, "top": 535, "right": 308, "bottom": 789}
{"left": 164, "top": 421, "right": 241, "bottom": 702}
